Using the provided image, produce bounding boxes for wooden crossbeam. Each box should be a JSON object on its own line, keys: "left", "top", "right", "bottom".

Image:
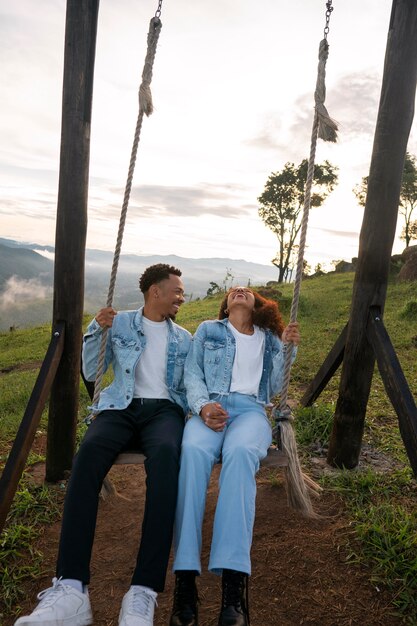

{"left": 300, "top": 323, "right": 348, "bottom": 407}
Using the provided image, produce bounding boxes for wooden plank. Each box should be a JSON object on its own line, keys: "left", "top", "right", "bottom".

{"left": 46, "top": 0, "right": 100, "bottom": 482}
{"left": 300, "top": 324, "right": 348, "bottom": 407}
{"left": 328, "top": 0, "right": 417, "bottom": 469}
{"left": 0, "top": 324, "right": 65, "bottom": 535}
{"left": 113, "top": 452, "right": 146, "bottom": 465}
{"left": 260, "top": 447, "right": 288, "bottom": 468}
{"left": 367, "top": 309, "right": 417, "bottom": 475}
{"left": 113, "top": 446, "right": 288, "bottom": 468}
{"left": 82, "top": 363, "right": 288, "bottom": 469}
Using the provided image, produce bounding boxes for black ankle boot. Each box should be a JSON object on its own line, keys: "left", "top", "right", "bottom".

{"left": 218, "top": 569, "right": 249, "bottom": 626}
{"left": 170, "top": 570, "right": 199, "bottom": 626}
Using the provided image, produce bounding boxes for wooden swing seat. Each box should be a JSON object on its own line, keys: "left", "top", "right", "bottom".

{"left": 82, "top": 358, "right": 288, "bottom": 469}
{"left": 113, "top": 446, "right": 287, "bottom": 467}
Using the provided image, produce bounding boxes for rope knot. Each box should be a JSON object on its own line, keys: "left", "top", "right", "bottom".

{"left": 272, "top": 405, "right": 294, "bottom": 423}
{"left": 139, "top": 82, "right": 154, "bottom": 116}
{"left": 83, "top": 413, "right": 96, "bottom": 426}
{"left": 271, "top": 406, "right": 293, "bottom": 449}
{"left": 314, "top": 38, "right": 338, "bottom": 143}
{"left": 138, "top": 16, "right": 162, "bottom": 116}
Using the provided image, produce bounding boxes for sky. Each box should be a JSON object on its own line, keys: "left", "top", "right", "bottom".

{"left": 1, "top": 0, "right": 416, "bottom": 271}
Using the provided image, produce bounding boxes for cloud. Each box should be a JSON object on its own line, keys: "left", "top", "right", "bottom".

{"left": 0, "top": 194, "right": 56, "bottom": 219}
{"left": 93, "top": 183, "right": 254, "bottom": 219}
{"left": 0, "top": 276, "right": 52, "bottom": 309}
{"left": 35, "top": 248, "right": 55, "bottom": 261}
{"left": 315, "top": 227, "right": 359, "bottom": 239}
{"left": 326, "top": 72, "right": 381, "bottom": 137}
{"left": 244, "top": 115, "right": 284, "bottom": 151}
{"left": 244, "top": 70, "right": 382, "bottom": 159}
{"left": 289, "top": 72, "right": 381, "bottom": 141}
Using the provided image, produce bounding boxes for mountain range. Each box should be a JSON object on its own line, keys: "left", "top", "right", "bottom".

{"left": 0, "top": 238, "right": 279, "bottom": 331}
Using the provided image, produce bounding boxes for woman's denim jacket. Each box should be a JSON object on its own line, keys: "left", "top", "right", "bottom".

{"left": 82, "top": 307, "right": 192, "bottom": 415}
{"left": 184, "top": 319, "right": 296, "bottom": 416}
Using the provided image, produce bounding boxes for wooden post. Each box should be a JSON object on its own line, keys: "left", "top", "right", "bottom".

{"left": 327, "top": 0, "right": 417, "bottom": 469}
{"left": 46, "top": 0, "right": 100, "bottom": 482}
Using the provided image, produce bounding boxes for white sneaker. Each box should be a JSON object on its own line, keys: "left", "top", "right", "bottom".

{"left": 118, "top": 586, "right": 158, "bottom": 626}
{"left": 14, "top": 577, "right": 93, "bottom": 626}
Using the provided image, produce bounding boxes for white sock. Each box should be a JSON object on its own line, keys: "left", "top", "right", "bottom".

{"left": 61, "top": 578, "right": 84, "bottom": 594}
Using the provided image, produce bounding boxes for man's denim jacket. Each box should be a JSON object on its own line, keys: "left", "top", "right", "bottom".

{"left": 82, "top": 307, "right": 192, "bottom": 415}
{"left": 184, "top": 318, "right": 296, "bottom": 416}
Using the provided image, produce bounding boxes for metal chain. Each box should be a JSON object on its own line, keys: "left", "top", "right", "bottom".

{"left": 155, "top": 0, "right": 163, "bottom": 19}
{"left": 323, "top": 0, "right": 333, "bottom": 39}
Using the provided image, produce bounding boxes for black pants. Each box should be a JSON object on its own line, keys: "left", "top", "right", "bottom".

{"left": 56, "top": 399, "right": 184, "bottom": 592}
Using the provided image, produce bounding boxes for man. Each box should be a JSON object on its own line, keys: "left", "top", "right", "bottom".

{"left": 16, "top": 264, "right": 192, "bottom": 626}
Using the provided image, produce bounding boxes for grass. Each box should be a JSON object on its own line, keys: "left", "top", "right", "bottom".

{"left": 1, "top": 273, "right": 417, "bottom": 621}
{"left": 321, "top": 466, "right": 417, "bottom": 618}
{"left": 295, "top": 399, "right": 417, "bottom": 619}
{"left": 0, "top": 480, "right": 62, "bottom": 614}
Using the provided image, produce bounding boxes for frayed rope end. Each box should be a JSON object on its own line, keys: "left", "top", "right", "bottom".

{"left": 317, "top": 103, "right": 338, "bottom": 143}
{"left": 275, "top": 418, "right": 322, "bottom": 518}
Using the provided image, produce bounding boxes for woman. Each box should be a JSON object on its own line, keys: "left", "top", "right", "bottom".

{"left": 170, "top": 286, "right": 300, "bottom": 626}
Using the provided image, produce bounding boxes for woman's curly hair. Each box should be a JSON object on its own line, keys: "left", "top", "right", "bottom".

{"left": 218, "top": 289, "right": 285, "bottom": 337}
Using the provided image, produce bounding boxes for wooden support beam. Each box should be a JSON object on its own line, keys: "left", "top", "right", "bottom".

{"left": 327, "top": 0, "right": 417, "bottom": 469}
{"left": 300, "top": 324, "right": 348, "bottom": 407}
{"left": 367, "top": 308, "right": 417, "bottom": 475}
{"left": 46, "top": 0, "right": 100, "bottom": 482}
{"left": 0, "top": 325, "right": 65, "bottom": 535}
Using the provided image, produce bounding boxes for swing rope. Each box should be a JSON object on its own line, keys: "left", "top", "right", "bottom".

{"left": 86, "top": 10, "right": 163, "bottom": 423}
{"left": 273, "top": 0, "right": 338, "bottom": 516}
{"left": 85, "top": 0, "right": 336, "bottom": 511}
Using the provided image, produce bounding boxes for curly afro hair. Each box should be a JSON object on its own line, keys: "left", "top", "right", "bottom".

{"left": 218, "top": 288, "right": 285, "bottom": 337}
{"left": 139, "top": 263, "right": 182, "bottom": 294}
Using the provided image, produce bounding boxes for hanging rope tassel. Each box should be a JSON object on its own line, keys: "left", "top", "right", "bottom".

{"left": 139, "top": 16, "right": 162, "bottom": 116}
{"left": 273, "top": 20, "right": 338, "bottom": 517}
{"left": 316, "top": 39, "right": 338, "bottom": 143}
{"left": 83, "top": 15, "right": 163, "bottom": 498}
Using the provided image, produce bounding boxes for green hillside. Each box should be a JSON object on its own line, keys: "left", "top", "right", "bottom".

{"left": 1, "top": 272, "right": 417, "bottom": 620}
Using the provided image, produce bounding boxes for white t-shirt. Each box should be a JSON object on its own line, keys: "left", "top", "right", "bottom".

{"left": 134, "top": 317, "right": 171, "bottom": 400}
{"left": 228, "top": 321, "right": 265, "bottom": 396}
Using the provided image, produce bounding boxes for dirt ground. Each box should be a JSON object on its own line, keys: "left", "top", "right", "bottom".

{"left": 5, "top": 458, "right": 405, "bottom": 626}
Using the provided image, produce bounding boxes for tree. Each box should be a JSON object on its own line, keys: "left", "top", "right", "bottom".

{"left": 258, "top": 159, "right": 338, "bottom": 283}
{"left": 402, "top": 219, "right": 417, "bottom": 244}
{"left": 206, "top": 281, "right": 221, "bottom": 297}
{"left": 222, "top": 267, "right": 234, "bottom": 292}
{"left": 353, "top": 152, "right": 417, "bottom": 247}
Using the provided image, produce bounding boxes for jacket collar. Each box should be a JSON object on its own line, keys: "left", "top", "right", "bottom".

{"left": 133, "top": 306, "right": 176, "bottom": 334}
{"left": 217, "top": 318, "right": 229, "bottom": 326}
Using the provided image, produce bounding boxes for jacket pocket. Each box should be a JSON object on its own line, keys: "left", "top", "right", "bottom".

{"left": 112, "top": 336, "right": 137, "bottom": 349}
{"left": 175, "top": 351, "right": 188, "bottom": 366}
{"left": 203, "top": 341, "right": 225, "bottom": 365}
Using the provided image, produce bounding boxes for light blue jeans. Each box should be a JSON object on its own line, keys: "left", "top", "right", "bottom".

{"left": 173, "top": 392, "right": 272, "bottom": 576}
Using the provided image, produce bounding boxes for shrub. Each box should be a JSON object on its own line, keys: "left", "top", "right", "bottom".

{"left": 400, "top": 300, "right": 417, "bottom": 320}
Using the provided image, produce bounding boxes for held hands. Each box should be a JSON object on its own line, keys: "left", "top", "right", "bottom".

{"left": 282, "top": 321, "right": 300, "bottom": 346}
{"left": 200, "top": 402, "right": 229, "bottom": 432}
{"left": 95, "top": 306, "right": 117, "bottom": 328}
